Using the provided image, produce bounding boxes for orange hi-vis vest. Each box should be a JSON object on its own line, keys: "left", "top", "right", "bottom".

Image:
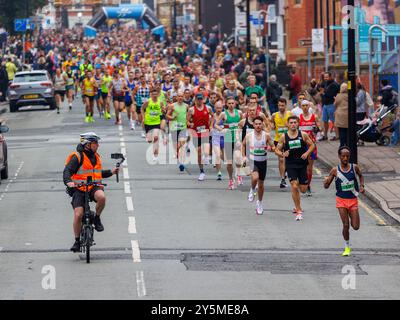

{"left": 65, "top": 151, "right": 102, "bottom": 192}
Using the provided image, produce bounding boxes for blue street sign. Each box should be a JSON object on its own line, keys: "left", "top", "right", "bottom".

{"left": 15, "top": 19, "right": 27, "bottom": 32}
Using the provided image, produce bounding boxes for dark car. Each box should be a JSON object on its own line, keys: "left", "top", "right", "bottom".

{"left": 7, "top": 70, "right": 56, "bottom": 112}
{"left": 0, "top": 122, "right": 9, "bottom": 181}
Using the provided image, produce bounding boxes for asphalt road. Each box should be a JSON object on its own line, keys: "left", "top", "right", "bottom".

{"left": 0, "top": 100, "right": 400, "bottom": 300}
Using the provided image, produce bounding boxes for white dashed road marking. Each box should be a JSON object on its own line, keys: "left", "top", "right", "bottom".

{"left": 131, "top": 240, "right": 141, "bottom": 262}
{"left": 136, "top": 271, "right": 147, "bottom": 297}
{"left": 128, "top": 217, "right": 137, "bottom": 234}
{"left": 126, "top": 197, "right": 134, "bottom": 211}
{"left": 124, "top": 182, "right": 131, "bottom": 194}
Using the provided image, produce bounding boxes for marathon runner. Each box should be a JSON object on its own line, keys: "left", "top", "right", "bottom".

{"left": 271, "top": 97, "right": 292, "bottom": 188}
{"left": 275, "top": 116, "right": 315, "bottom": 221}
{"left": 166, "top": 91, "right": 188, "bottom": 172}
{"left": 142, "top": 88, "right": 163, "bottom": 162}
{"left": 94, "top": 68, "right": 104, "bottom": 117}
{"left": 211, "top": 100, "right": 225, "bottom": 180}
{"left": 110, "top": 71, "right": 127, "bottom": 125}
{"left": 81, "top": 70, "right": 97, "bottom": 123}
{"left": 65, "top": 65, "right": 75, "bottom": 110}
{"left": 323, "top": 146, "right": 365, "bottom": 256}
{"left": 187, "top": 93, "right": 213, "bottom": 181}
{"left": 299, "top": 100, "right": 321, "bottom": 196}
{"left": 100, "top": 69, "right": 112, "bottom": 120}
{"left": 125, "top": 70, "right": 137, "bottom": 130}
{"left": 215, "top": 97, "right": 243, "bottom": 189}
{"left": 242, "top": 116, "right": 275, "bottom": 215}
{"left": 54, "top": 67, "right": 68, "bottom": 114}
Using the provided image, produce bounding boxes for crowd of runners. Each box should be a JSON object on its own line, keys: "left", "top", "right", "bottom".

{"left": 5, "top": 25, "right": 364, "bottom": 256}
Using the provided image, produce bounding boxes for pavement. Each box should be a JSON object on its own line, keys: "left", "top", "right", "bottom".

{"left": 0, "top": 101, "right": 399, "bottom": 299}
{"left": 317, "top": 139, "right": 400, "bottom": 223}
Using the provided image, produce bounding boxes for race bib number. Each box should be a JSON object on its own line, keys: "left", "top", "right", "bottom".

{"left": 278, "top": 127, "right": 288, "bottom": 134}
{"left": 197, "top": 126, "right": 207, "bottom": 133}
{"left": 175, "top": 123, "right": 185, "bottom": 130}
{"left": 341, "top": 181, "right": 355, "bottom": 192}
{"left": 288, "top": 139, "right": 301, "bottom": 149}
{"left": 300, "top": 125, "right": 314, "bottom": 131}
{"left": 150, "top": 111, "right": 159, "bottom": 116}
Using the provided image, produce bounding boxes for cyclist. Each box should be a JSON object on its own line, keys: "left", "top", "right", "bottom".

{"left": 64, "top": 132, "right": 119, "bottom": 253}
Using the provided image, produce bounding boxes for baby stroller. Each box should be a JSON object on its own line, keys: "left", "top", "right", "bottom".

{"left": 356, "top": 104, "right": 398, "bottom": 146}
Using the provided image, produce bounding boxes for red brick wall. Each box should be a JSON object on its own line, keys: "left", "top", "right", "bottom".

{"left": 284, "top": 0, "right": 314, "bottom": 64}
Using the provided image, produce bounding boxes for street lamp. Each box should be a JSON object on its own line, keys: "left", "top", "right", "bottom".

{"left": 347, "top": 0, "right": 357, "bottom": 163}
{"left": 258, "top": 10, "right": 269, "bottom": 85}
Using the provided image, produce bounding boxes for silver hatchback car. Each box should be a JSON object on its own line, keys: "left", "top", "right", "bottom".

{"left": 0, "top": 122, "right": 9, "bottom": 181}
{"left": 8, "top": 70, "right": 56, "bottom": 112}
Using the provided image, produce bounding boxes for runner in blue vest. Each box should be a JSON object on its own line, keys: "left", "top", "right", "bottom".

{"left": 324, "top": 146, "right": 365, "bottom": 257}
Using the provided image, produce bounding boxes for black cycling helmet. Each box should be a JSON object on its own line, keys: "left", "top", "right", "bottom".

{"left": 80, "top": 132, "right": 100, "bottom": 145}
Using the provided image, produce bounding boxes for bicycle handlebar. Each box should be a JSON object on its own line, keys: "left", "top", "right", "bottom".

{"left": 75, "top": 182, "right": 107, "bottom": 188}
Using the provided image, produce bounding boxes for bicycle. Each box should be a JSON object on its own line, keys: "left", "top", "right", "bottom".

{"left": 76, "top": 177, "right": 107, "bottom": 264}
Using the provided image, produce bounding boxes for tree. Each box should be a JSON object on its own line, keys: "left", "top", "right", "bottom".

{"left": 0, "top": 0, "right": 47, "bottom": 33}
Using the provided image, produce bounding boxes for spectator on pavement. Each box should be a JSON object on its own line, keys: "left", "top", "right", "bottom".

{"left": 266, "top": 74, "right": 282, "bottom": 114}
{"left": 0, "top": 61, "right": 9, "bottom": 102}
{"left": 288, "top": 69, "right": 302, "bottom": 104}
{"left": 5, "top": 58, "right": 17, "bottom": 83}
{"left": 389, "top": 107, "right": 400, "bottom": 147}
{"left": 334, "top": 83, "right": 349, "bottom": 147}
{"left": 379, "top": 79, "right": 398, "bottom": 107}
{"left": 321, "top": 72, "right": 340, "bottom": 141}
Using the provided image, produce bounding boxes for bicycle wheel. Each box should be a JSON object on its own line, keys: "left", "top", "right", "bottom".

{"left": 85, "top": 226, "right": 92, "bottom": 263}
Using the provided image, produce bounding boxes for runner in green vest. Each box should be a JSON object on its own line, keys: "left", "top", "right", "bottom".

{"left": 142, "top": 89, "right": 163, "bottom": 162}
{"left": 166, "top": 91, "right": 188, "bottom": 172}
{"left": 215, "top": 97, "right": 243, "bottom": 190}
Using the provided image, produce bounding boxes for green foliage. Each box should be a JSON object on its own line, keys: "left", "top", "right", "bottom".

{"left": 0, "top": 0, "right": 47, "bottom": 33}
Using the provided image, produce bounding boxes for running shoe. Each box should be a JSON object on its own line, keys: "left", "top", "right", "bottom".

{"left": 280, "top": 179, "right": 287, "bottom": 188}
{"left": 256, "top": 200, "right": 264, "bottom": 215}
{"left": 130, "top": 120, "right": 136, "bottom": 131}
{"left": 69, "top": 105, "right": 72, "bottom": 110}
{"left": 237, "top": 175, "right": 243, "bottom": 186}
{"left": 152, "top": 155, "right": 158, "bottom": 163}
{"left": 57, "top": 107, "right": 60, "bottom": 114}
{"left": 342, "top": 247, "right": 351, "bottom": 257}
{"left": 217, "top": 172, "right": 222, "bottom": 181}
{"left": 198, "top": 172, "right": 205, "bottom": 181}
{"left": 105, "top": 112, "right": 111, "bottom": 120}
{"left": 89, "top": 116, "right": 95, "bottom": 123}
{"left": 179, "top": 164, "right": 185, "bottom": 172}
{"left": 306, "top": 186, "right": 312, "bottom": 197}
{"left": 248, "top": 189, "right": 256, "bottom": 202}
{"left": 141, "top": 132, "right": 146, "bottom": 138}
{"left": 292, "top": 208, "right": 304, "bottom": 214}
{"left": 228, "top": 179, "right": 235, "bottom": 190}
{"left": 295, "top": 213, "right": 304, "bottom": 221}
{"left": 85, "top": 116, "right": 90, "bottom": 123}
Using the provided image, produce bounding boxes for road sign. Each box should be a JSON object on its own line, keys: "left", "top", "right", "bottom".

{"left": 312, "top": 28, "right": 324, "bottom": 52}
{"left": 298, "top": 38, "right": 312, "bottom": 47}
{"left": 14, "top": 19, "right": 29, "bottom": 32}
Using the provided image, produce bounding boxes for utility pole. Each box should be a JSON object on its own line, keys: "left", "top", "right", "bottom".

{"left": 347, "top": 0, "right": 357, "bottom": 163}
{"left": 246, "top": 0, "right": 251, "bottom": 63}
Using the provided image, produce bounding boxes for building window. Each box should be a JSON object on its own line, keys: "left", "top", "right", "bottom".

{"left": 294, "top": 0, "right": 301, "bottom": 5}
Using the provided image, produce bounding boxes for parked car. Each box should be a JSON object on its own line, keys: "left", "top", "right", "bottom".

{"left": 7, "top": 70, "right": 56, "bottom": 112}
{"left": 0, "top": 122, "right": 9, "bottom": 181}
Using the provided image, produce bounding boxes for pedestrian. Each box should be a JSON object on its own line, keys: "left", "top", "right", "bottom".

{"left": 324, "top": 146, "right": 365, "bottom": 256}
{"left": 320, "top": 72, "right": 340, "bottom": 141}
{"left": 356, "top": 82, "right": 369, "bottom": 145}
{"left": 5, "top": 58, "right": 17, "bottom": 83}
{"left": 288, "top": 69, "right": 302, "bottom": 105}
{"left": 378, "top": 79, "right": 398, "bottom": 107}
{"left": 334, "top": 83, "right": 349, "bottom": 147}
{"left": 266, "top": 74, "right": 282, "bottom": 115}
{"left": 389, "top": 107, "right": 400, "bottom": 147}
{"left": 0, "top": 61, "right": 8, "bottom": 102}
